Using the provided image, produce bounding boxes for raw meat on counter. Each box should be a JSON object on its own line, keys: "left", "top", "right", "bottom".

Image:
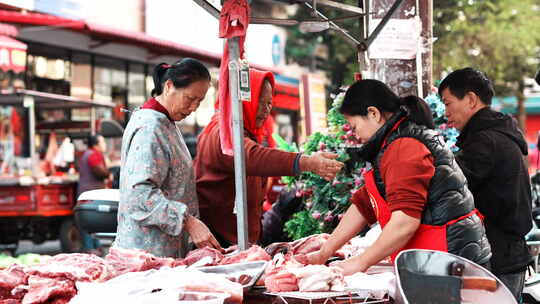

{"left": 0, "top": 245, "right": 273, "bottom": 304}
{"left": 24, "top": 253, "right": 110, "bottom": 282}
{"left": 219, "top": 245, "right": 271, "bottom": 265}
{"left": 290, "top": 234, "right": 331, "bottom": 255}
{"left": 105, "top": 247, "right": 175, "bottom": 277}
{"left": 289, "top": 265, "right": 345, "bottom": 292}
{"left": 265, "top": 227, "right": 382, "bottom": 260}
{"left": 0, "top": 264, "right": 26, "bottom": 301}
{"left": 71, "top": 267, "right": 243, "bottom": 304}
{"left": 181, "top": 247, "right": 224, "bottom": 267}
{"left": 263, "top": 253, "right": 345, "bottom": 293}
{"left": 15, "top": 276, "right": 76, "bottom": 304}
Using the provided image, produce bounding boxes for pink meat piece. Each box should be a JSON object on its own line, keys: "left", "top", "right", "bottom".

{"left": 171, "top": 259, "right": 187, "bottom": 267}
{"left": 264, "top": 271, "right": 298, "bottom": 293}
{"left": 0, "top": 299, "right": 20, "bottom": 304}
{"left": 261, "top": 252, "right": 303, "bottom": 292}
{"left": 289, "top": 265, "right": 345, "bottom": 292}
{"left": 0, "top": 265, "right": 27, "bottom": 300}
{"left": 105, "top": 248, "right": 174, "bottom": 277}
{"left": 262, "top": 252, "right": 344, "bottom": 292}
{"left": 182, "top": 247, "right": 225, "bottom": 267}
{"left": 219, "top": 245, "right": 271, "bottom": 265}
{"left": 291, "top": 234, "right": 331, "bottom": 255}
{"left": 25, "top": 253, "right": 109, "bottom": 282}
{"left": 19, "top": 276, "right": 76, "bottom": 304}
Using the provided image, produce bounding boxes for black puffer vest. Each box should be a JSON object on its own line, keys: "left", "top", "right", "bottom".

{"left": 355, "top": 112, "right": 491, "bottom": 265}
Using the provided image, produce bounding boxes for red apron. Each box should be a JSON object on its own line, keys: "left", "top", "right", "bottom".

{"left": 362, "top": 117, "right": 484, "bottom": 262}
{"left": 364, "top": 169, "right": 482, "bottom": 262}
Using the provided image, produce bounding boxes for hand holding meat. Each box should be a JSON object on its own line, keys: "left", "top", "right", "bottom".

{"left": 300, "top": 152, "right": 344, "bottom": 181}
{"left": 295, "top": 250, "right": 328, "bottom": 266}
{"left": 329, "top": 257, "right": 366, "bottom": 276}
{"left": 184, "top": 215, "right": 224, "bottom": 252}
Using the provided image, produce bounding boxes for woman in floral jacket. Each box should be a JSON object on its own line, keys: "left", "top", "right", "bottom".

{"left": 114, "top": 59, "right": 222, "bottom": 258}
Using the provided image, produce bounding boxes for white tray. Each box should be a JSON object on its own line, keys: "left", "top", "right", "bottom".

{"left": 197, "top": 261, "right": 268, "bottom": 291}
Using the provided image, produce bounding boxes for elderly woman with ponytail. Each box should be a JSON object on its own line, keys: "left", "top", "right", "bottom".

{"left": 297, "top": 79, "right": 491, "bottom": 275}
{"left": 114, "top": 58, "right": 222, "bottom": 258}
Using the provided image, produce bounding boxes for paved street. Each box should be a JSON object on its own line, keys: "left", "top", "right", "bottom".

{"left": 14, "top": 240, "right": 62, "bottom": 256}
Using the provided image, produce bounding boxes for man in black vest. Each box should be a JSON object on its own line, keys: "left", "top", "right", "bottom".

{"left": 439, "top": 68, "right": 533, "bottom": 300}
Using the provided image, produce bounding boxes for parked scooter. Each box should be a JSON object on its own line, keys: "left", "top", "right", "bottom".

{"left": 523, "top": 220, "right": 540, "bottom": 303}
{"left": 74, "top": 189, "right": 119, "bottom": 249}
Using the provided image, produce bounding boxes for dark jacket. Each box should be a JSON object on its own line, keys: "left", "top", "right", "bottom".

{"left": 358, "top": 111, "right": 491, "bottom": 265}
{"left": 456, "top": 107, "right": 533, "bottom": 274}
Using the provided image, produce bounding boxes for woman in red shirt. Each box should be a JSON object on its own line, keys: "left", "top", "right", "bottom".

{"left": 300, "top": 80, "right": 491, "bottom": 275}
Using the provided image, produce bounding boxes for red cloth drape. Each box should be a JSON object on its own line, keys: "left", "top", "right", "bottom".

{"left": 217, "top": 0, "right": 250, "bottom": 155}
{"left": 201, "top": 68, "right": 275, "bottom": 148}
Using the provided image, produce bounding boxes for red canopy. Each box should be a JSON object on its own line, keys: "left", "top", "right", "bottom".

{"left": 0, "top": 34, "right": 26, "bottom": 73}
{"left": 0, "top": 10, "right": 281, "bottom": 73}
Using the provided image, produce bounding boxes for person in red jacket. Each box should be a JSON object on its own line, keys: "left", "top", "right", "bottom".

{"left": 194, "top": 69, "right": 343, "bottom": 246}
{"left": 298, "top": 79, "right": 491, "bottom": 275}
{"left": 77, "top": 134, "right": 109, "bottom": 254}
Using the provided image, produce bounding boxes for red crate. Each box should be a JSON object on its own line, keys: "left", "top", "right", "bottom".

{"left": 0, "top": 186, "right": 35, "bottom": 212}
{"left": 36, "top": 184, "right": 75, "bottom": 212}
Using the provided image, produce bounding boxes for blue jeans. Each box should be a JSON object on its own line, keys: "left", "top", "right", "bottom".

{"left": 81, "top": 230, "right": 100, "bottom": 251}
{"left": 498, "top": 270, "right": 526, "bottom": 302}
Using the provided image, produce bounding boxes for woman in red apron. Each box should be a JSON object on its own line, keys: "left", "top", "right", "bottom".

{"left": 300, "top": 80, "right": 491, "bottom": 276}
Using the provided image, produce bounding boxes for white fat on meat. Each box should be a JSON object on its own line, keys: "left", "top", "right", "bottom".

{"left": 289, "top": 265, "right": 345, "bottom": 292}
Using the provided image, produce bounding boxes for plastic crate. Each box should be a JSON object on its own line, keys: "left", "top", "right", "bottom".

{"left": 0, "top": 186, "right": 35, "bottom": 212}
{"left": 35, "top": 184, "right": 75, "bottom": 212}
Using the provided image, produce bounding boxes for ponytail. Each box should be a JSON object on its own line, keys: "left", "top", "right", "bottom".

{"left": 399, "top": 95, "right": 435, "bottom": 129}
{"left": 340, "top": 79, "right": 435, "bottom": 129}
{"left": 151, "top": 63, "right": 170, "bottom": 97}
{"left": 151, "top": 58, "right": 211, "bottom": 97}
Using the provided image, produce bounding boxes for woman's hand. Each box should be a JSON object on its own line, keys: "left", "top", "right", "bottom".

{"left": 295, "top": 249, "right": 331, "bottom": 265}
{"left": 184, "top": 215, "right": 224, "bottom": 252}
{"left": 300, "top": 152, "right": 344, "bottom": 181}
{"left": 329, "top": 256, "right": 367, "bottom": 276}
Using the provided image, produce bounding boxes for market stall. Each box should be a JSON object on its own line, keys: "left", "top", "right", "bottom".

{"left": 0, "top": 231, "right": 397, "bottom": 304}
{"left": 0, "top": 89, "right": 115, "bottom": 253}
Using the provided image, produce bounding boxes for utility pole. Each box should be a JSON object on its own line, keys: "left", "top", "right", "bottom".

{"left": 369, "top": 0, "right": 433, "bottom": 97}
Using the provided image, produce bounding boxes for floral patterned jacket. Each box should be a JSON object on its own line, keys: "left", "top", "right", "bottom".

{"left": 113, "top": 109, "right": 198, "bottom": 258}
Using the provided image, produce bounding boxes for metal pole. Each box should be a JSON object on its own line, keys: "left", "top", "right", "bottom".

{"left": 90, "top": 108, "right": 96, "bottom": 135}
{"left": 228, "top": 37, "right": 249, "bottom": 250}
{"left": 24, "top": 95, "right": 36, "bottom": 175}
{"left": 358, "top": 0, "right": 371, "bottom": 75}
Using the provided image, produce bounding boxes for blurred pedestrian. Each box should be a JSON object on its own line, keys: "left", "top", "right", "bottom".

{"left": 77, "top": 134, "right": 109, "bottom": 254}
